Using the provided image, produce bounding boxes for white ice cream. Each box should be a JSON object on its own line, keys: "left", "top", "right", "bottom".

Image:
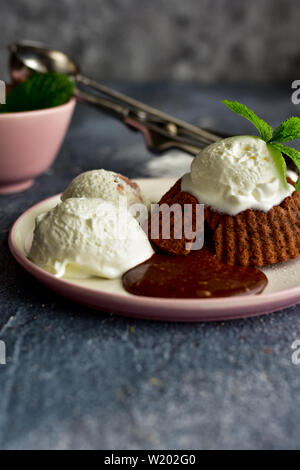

{"left": 28, "top": 197, "right": 154, "bottom": 279}
{"left": 181, "top": 135, "right": 294, "bottom": 215}
{"left": 61, "top": 169, "right": 145, "bottom": 209}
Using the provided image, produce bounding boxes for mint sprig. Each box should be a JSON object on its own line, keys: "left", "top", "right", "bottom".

{"left": 222, "top": 99, "right": 273, "bottom": 142}
{"left": 271, "top": 117, "right": 300, "bottom": 143}
{"left": 0, "top": 73, "right": 74, "bottom": 113}
{"left": 270, "top": 143, "right": 300, "bottom": 191}
{"left": 223, "top": 99, "right": 300, "bottom": 190}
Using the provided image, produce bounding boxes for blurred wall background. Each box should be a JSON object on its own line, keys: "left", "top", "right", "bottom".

{"left": 1, "top": 0, "right": 300, "bottom": 84}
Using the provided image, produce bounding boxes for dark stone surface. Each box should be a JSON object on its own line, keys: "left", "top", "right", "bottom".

{"left": 1, "top": 84, "right": 300, "bottom": 449}
{"left": 1, "top": 0, "right": 300, "bottom": 84}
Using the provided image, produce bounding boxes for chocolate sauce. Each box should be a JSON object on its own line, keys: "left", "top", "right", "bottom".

{"left": 122, "top": 248, "right": 268, "bottom": 298}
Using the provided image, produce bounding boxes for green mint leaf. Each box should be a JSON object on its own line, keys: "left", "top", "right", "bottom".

{"left": 270, "top": 117, "right": 300, "bottom": 143}
{"left": 222, "top": 100, "right": 273, "bottom": 142}
{"left": 270, "top": 143, "right": 300, "bottom": 190}
{"left": 0, "top": 73, "right": 74, "bottom": 113}
{"left": 266, "top": 143, "right": 289, "bottom": 190}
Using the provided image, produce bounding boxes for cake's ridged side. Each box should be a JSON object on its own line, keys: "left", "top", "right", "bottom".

{"left": 257, "top": 210, "right": 275, "bottom": 265}
{"left": 247, "top": 210, "right": 264, "bottom": 266}
{"left": 210, "top": 191, "right": 300, "bottom": 267}
{"left": 149, "top": 177, "right": 300, "bottom": 267}
{"left": 278, "top": 204, "right": 297, "bottom": 259}
{"left": 236, "top": 212, "right": 252, "bottom": 265}
{"left": 204, "top": 207, "right": 222, "bottom": 230}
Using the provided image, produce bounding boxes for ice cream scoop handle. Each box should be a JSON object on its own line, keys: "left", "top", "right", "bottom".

{"left": 76, "top": 82, "right": 221, "bottom": 155}
{"left": 75, "top": 88, "right": 129, "bottom": 119}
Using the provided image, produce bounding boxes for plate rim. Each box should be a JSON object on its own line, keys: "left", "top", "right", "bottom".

{"left": 8, "top": 178, "right": 300, "bottom": 321}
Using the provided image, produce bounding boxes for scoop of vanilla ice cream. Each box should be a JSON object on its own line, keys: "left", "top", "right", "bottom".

{"left": 61, "top": 169, "right": 145, "bottom": 209}
{"left": 28, "top": 197, "right": 154, "bottom": 279}
{"left": 181, "top": 135, "right": 294, "bottom": 215}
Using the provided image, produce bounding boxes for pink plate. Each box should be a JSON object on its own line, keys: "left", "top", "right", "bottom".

{"left": 8, "top": 178, "right": 300, "bottom": 322}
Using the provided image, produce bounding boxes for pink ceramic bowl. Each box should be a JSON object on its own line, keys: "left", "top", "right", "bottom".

{"left": 0, "top": 98, "right": 76, "bottom": 194}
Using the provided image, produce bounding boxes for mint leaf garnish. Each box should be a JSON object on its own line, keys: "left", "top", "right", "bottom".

{"left": 270, "top": 143, "right": 300, "bottom": 190}
{"left": 0, "top": 73, "right": 74, "bottom": 113}
{"left": 223, "top": 99, "right": 300, "bottom": 190}
{"left": 266, "top": 143, "right": 289, "bottom": 190}
{"left": 271, "top": 117, "right": 300, "bottom": 143}
{"left": 222, "top": 99, "right": 273, "bottom": 142}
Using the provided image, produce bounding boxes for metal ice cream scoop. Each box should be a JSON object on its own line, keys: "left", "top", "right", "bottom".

{"left": 9, "top": 40, "right": 221, "bottom": 155}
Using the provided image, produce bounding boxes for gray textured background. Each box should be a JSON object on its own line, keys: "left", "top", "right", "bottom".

{"left": 1, "top": 84, "right": 300, "bottom": 450}
{"left": 1, "top": 0, "right": 300, "bottom": 83}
